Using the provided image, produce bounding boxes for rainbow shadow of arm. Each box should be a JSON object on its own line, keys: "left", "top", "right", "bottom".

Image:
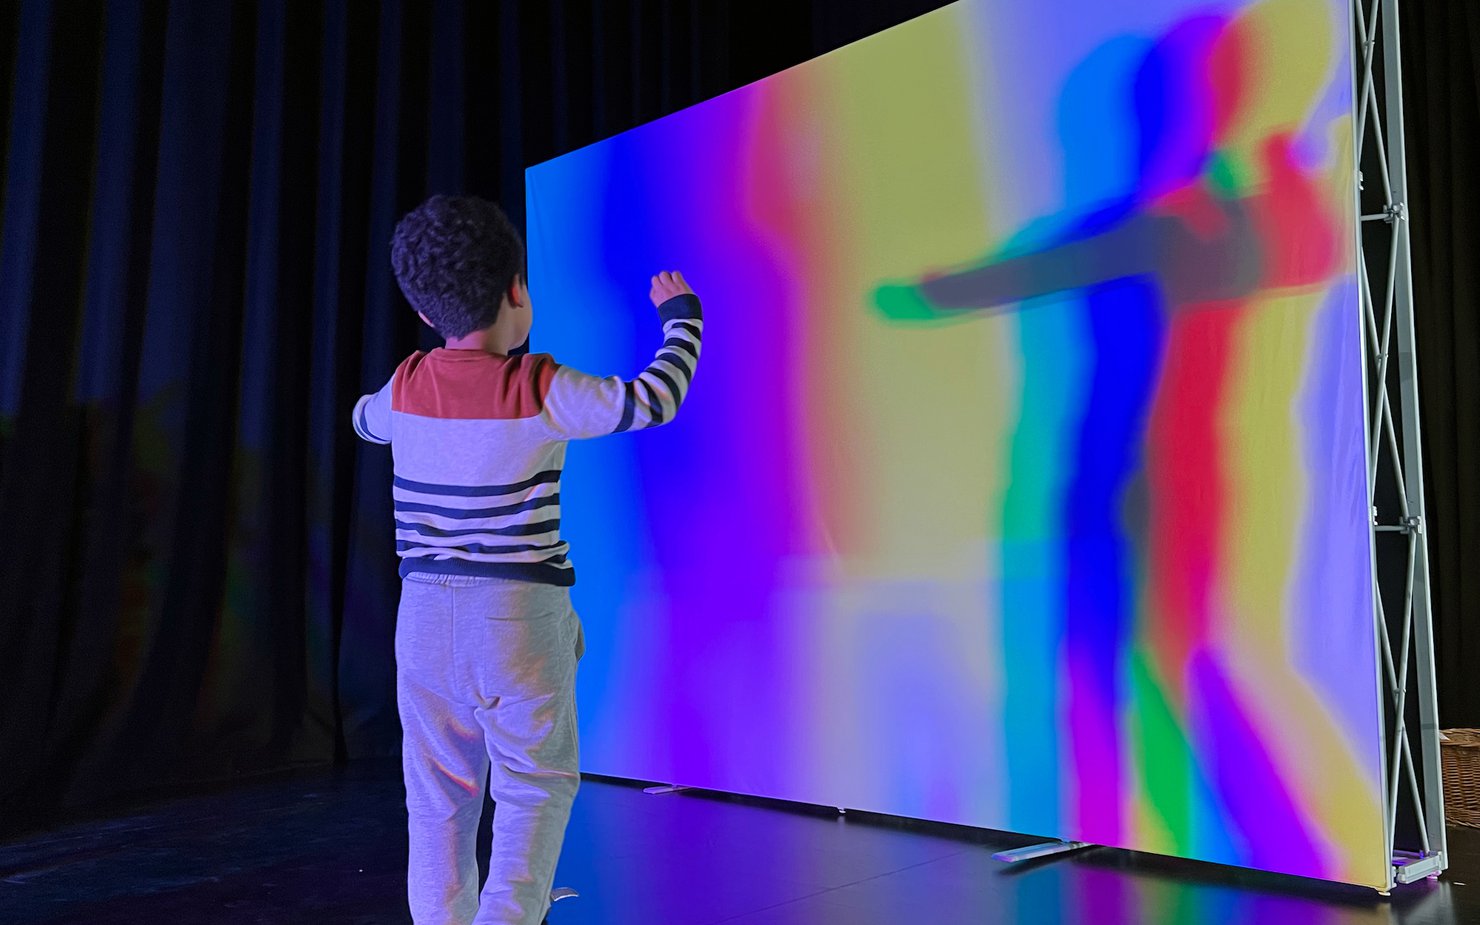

{"left": 873, "top": 192, "right": 1264, "bottom": 322}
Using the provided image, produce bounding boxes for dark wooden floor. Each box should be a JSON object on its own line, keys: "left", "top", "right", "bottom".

{"left": 1, "top": 761, "right": 1475, "bottom": 924}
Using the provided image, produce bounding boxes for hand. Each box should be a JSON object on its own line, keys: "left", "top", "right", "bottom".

{"left": 649, "top": 270, "right": 695, "bottom": 307}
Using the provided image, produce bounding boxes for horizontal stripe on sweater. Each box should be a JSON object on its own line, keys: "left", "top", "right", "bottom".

{"left": 397, "top": 540, "right": 569, "bottom": 561}
{"left": 392, "top": 493, "right": 561, "bottom": 520}
{"left": 395, "top": 517, "right": 561, "bottom": 537}
{"left": 392, "top": 470, "right": 560, "bottom": 497}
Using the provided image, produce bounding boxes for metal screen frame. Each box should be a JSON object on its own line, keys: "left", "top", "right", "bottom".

{"left": 1351, "top": 0, "right": 1447, "bottom": 893}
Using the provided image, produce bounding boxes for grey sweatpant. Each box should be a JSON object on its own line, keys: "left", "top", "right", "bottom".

{"left": 395, "top": 572, "right": 585, "bottom": 925}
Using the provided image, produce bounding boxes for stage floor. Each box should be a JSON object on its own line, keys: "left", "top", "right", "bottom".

{"left": 1, "top": 761, "right": 1474, "bottom": 924}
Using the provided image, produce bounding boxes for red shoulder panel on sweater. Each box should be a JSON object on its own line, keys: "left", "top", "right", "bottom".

{"left": 391, "top": 351, "right": 561, "bottom": 420}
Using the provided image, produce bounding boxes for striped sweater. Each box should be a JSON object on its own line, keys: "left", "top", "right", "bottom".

{"left": 352, "top": 293, "right": 703, "bottom": 586}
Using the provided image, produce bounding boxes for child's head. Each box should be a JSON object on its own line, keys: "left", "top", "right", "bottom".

{"left": 390, "top": 194, "right": 530, "bottom": 344}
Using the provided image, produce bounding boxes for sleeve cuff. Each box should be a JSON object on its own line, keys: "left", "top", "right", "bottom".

{"left": 352, "top": 394, "right": 389, "bottom": 444}
{"left": 657, "top": 293, "right": 703, "bottom": 324}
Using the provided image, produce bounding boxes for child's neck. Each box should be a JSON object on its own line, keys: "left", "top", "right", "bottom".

{"left": 442, "top": 327, "right": 506, "bottom": 355}
{"left": 440, "top": 300, "right": 526, "bottom": 355}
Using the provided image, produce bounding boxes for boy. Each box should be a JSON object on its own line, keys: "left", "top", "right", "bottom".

{"left": 352, "top": 194, "right": 703, "bottom": 925}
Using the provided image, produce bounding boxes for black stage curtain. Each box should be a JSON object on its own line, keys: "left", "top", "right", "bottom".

{"left": 1401, "top": 2, "right": 1480, "bottom": 730}
{"left": 0, "top": 0, "right": 1472, "bottom": 830}
{"left": 0, "top": 0, "right": 837, "bottom": 830}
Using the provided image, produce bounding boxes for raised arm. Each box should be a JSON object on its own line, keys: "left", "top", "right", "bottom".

{"left": 543, "top": 271, "right": 703, "bottom": 440}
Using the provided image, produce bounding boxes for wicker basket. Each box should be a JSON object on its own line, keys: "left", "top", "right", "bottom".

{"left": 1442, "top": 729, "right": 1480, "bottom": 827}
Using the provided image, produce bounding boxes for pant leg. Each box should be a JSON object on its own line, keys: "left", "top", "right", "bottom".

{"left": 457, "top": 582, "right": 583, "bottom": 925}
{"left": 397, "top": 576, "right": 492, "bottom": 925}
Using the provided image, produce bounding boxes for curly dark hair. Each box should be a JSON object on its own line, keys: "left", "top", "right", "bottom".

{"left": 390, "top": 194, "right": 525, "bottom": 339}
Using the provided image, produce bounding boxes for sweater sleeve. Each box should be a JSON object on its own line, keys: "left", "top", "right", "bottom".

{"left": 352, "top": 376, "right": 394, "bottom": 444}
{"left": 542, "top": 293, "right": 704, "bottom": 440}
